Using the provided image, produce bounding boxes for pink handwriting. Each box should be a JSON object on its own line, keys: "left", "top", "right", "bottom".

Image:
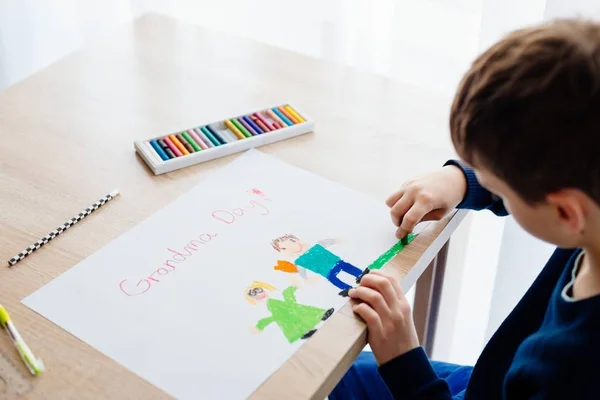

{"left": 118, "top": 233, "right": 217, "bottom": 297}
{"left": 118, "top": 189, "right": 272, "bottom": 297}
{"left": 248, "top": 188, "right": 267, "bottom": 197}
{"left": 212, "top": 198, "right": 271, "bottom": 225}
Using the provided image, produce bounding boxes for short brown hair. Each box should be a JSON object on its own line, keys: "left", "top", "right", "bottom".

{"left": 451, "top": 19, "right": 600, "bottom": 204}
{"left": 271, "top": 234, "right": 299, "bottom": 251}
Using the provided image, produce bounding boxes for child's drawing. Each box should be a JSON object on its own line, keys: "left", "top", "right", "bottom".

{"left": 246, "top": 281, "right": 334, "bottom": 343}
{"left": 274, "top": 260, "right": 298, "bottom": 273}
{"left": 271, "top": 234, "right": 365, "bottom": 296}
{"left": 364, "top": 233, "right": 417, "bottom": 271}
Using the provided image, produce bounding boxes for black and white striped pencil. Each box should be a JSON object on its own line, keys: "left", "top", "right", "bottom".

{"left": 8, "top": 189, "right": 120, "bottom": 267}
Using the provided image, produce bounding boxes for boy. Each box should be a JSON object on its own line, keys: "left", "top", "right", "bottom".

{"left": 330, "top": 20, "right": 600, "bottom": 399}
{"left": 271, "top": 234, "right": 364, "bottom": 295}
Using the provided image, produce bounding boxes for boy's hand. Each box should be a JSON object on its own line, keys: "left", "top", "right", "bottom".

{"left": 386, "top": 165, "right": 467, "bottom": 239}
{"left": 349, "top": 270, "right": 419, "bottom": 366}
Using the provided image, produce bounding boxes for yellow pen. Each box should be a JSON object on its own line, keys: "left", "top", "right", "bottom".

{"left": 0, "top": 305, "right": 44, "bottom": 375}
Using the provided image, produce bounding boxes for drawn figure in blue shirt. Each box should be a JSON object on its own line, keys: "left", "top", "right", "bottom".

{"left": 271, "top": 234, "right": 365, "bottom": 296}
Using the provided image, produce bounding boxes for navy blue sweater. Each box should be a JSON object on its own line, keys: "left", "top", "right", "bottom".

{"left": 379, "top": 162, "right": 600, "bottom": 399}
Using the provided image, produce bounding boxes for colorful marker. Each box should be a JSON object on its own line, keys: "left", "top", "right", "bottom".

{"left": 156, "top": 140, "right": 173, "bottom": 159}
{"left": 0, "top": 305, "right": 45, "bottom": 375}
{"left": 224, "top": 119, "right": 246, "bottom": 140}
{"left": 266, "top": 109, "right": 286, "bottom": 128}
{"left": 278, "top": 106, "right": 299, "bottom": 124}
{"left": 188, "top": 129, "right": 210, "bottom": 149}
{"left": 164, "top": 147, "right": 176, "bottom": 159}
{"left": 182, "top": 131, "right": 201, "bottom": 152}
{"left": 242, "top": 116, "right": 265, "bottom": 135}
{"left": 158, "top": 138, "right": 170, "bottom": 152}
{"left": 244, "top": 116, "right": 264, "bottom": 133}
{"left": 271, "top": 108, "right": 293, "bottom": 126}
{"left": 201, "top": 126, "right": 221, "bottom": 146}
{"left": 206, "top": 125, "right": 227, "bottom": 145}
{"left": 183, "top": 130, "right": 202, "bottom": 150}
{"left": 150, "top": 140, "right": 169, "bottom": 161}
{"left": 238, "top": 118, "right": 258, "bottom": 136}
{"left": 220, "top": 128, "right": 236, "bottom": 142}
{"left": 144, "top": 141, "right": 162, "bottom": 163}
{"left": 254, "top": 112, "right": 275, "bottom": 131}
{"left": 169, "top": 134, "right": 189, "bottom": 155}
{"left": 177, "top": 133, "right": 195, "bottom": 153}
{"left": 231, "top": 119, "right": 252, "bottom": 138}
{"left": 284, "top": 105, "right": 305, "bottom": 123}
{"left": 251, "top": 115, "right": 270, "bottom": 132}
{"left": 163, "top": 136, "right": 183, "bottom": 157}
{"left": 191, "top": 129, "right": 211, "bottom": 149}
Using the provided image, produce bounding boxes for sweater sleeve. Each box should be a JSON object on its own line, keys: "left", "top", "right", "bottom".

{"left": 444, "top": 160, "right": 508, "bottom": 216}
{"left": 256, "top": 316, "right": 275, "bottom": 331}
{"left": 378, "top": 347, "right": 453, "bottom": 399}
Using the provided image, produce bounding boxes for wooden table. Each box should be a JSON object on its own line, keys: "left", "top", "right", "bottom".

{"left": 0, "top": 13, "right": 466, "bottom": 399}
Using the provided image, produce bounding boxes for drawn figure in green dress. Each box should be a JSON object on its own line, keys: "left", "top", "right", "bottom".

{"left": 246, "top": 281, "right": 334, "bottom": 343}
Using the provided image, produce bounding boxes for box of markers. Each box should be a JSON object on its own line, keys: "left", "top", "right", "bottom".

{"left": 134, "top": 104, "right": 313, "bottom": 175}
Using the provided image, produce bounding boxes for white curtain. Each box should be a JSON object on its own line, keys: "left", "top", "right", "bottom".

{"left": 0, "top": 0, "right": 138, "bottom": 89}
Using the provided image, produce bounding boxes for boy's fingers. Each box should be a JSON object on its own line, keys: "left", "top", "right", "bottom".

{"left": 353, "top": 303, "right": 383, "bottom": 334}
{"left": 395, "top": 226, "right": 410, "bottom": 240}
{"left": 349, "top": 286, "right": 391, "bottom": 319}
{"left": 422, "top": 208, "right": 447, "bottom": 222}
{"left": 399, "top": 204, "right": 432, "bottom": 235}
{"left": 390, "top": 194, "right": 414, "bottom": 227}
{"left": 358, "top": 273, "right": 398, "bottom": 310}
{"left": 370, "top": 270, "right": 406, "bottom": 301}
{"left": 385, "top": 189, "right": 405, "bottom": 208}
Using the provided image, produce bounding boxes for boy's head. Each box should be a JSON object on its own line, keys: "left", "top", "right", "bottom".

{"left": 451, "top": 19, "right": 600, "bottom": 247}
{"left": 271, "top": 234, "right": 309, "bottom": 257}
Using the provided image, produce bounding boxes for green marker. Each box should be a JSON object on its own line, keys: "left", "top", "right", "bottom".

{"left": 231, "top": 118, "right": 252, "bottom": 138}
{"left": 0, "top": 305, "right": 44, "bottom": 375}
{"left": 182, "top": 132, "right": 201, "bottom": 152}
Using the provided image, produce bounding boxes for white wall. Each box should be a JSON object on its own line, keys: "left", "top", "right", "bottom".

{"left": 544, "top": 0, "right": 600, "bottom": 20}
{"left": 0, "top": 0, "right": 134, "bottom": 88}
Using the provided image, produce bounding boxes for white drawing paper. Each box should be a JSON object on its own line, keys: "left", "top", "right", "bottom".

{"left": 23, "top": 150, "right": 407, "bottom": 399}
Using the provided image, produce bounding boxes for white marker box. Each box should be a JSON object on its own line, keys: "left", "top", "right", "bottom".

{"left": 134, "top": 104, "right": 314, "bottom": 175}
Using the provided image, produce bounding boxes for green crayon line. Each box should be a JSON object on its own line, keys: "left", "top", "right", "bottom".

{"left": 367, "top": 233, "right": 416, "bottom": 271}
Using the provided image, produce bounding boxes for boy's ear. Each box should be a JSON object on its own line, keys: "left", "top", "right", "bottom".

{"left": 547, "top": 189, "right": 587, "bottom": 234}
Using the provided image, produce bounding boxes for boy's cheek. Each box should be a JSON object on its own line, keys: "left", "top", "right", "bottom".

{"left": 512, "top": 208, "right": 563, "bottom": 245}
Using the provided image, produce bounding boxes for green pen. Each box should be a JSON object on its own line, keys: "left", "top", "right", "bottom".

{"left": 0, "top": 305, "right": 44, "bottom": 375}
